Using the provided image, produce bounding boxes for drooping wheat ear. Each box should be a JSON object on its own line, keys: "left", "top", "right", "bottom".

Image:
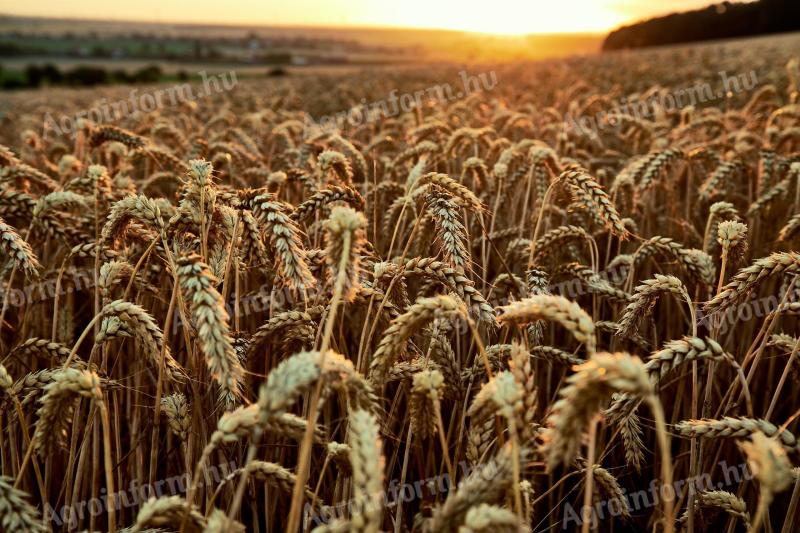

{"left": 554, "top": 263, "right": 632, "bottom": 304}
{"left": 679, "top": 490, "right": 750, "bottom": 529}
{"left": 425, "top": 188, "right": 472, "bottom": 274}
{"left": 325, "top": 206, "right": 366, "bottom": 302}
{"left": 292, "top": 186, "right": 365, "bottom": 223}
{"left": 580, "top": 461, "right": 631, "bottom": 519}
{"left": 716, "top": 220, "right": 748, "bottom": 264}
{"left": 247, "top": 306, "right": 321, "bottom": 357}
{"left": 779, "top": 213, "right": 800, "bottom": 242}
{"left": 428, "top": 445, "right": 517, "bottom": 532}
{"left": 32, "top": 191, "right": 87, "bottom": 221}
{"left": 469, "top": 370, "right": 523, "bottom": 430}
{"left": 369, "top": 294, "right": 464, "bottom": 385}
{"left": 410, "top": 369, "right": 444, "bottom": 439}
{"left": 540, "top": 352, "right": 652, "bottom": 469}
{"left": 531, "top": 345, "right": 585, "bottom": 366}
{"left": 739, "top": 431, "right": 793, "bottom": 531}
{"left": 698, "top": 160, "right": 746, "bottom": 201}
{"left": 224, "top": 461, "right": 318, "bottom": 502}
{"left": 616, "top": 275, "right": 689, "bottom": 339}
{"left": 132, "top": 495, "right": 207, "bottom": 532}
{"left": 415, "top": 172, "right": 484, "bottom": 211}
{"left": 0, "top": 143, "right": 20, "bottom": 166}
{"left": 676, "top": 417, "right": 798, "bottom": 448}
{"left": 0, "top": 216, "right": 40, "bottom": 278}
{"left": 102, "top": 194, "right": 165, "bottom": 244}
{"left": 704, "top": 252, "right": 800, "bottom": 315}
{"left": 401, "top": 257, "right": 495, "bottom": 324}
{"left": 559, "top": 166, "right": 629, "bottom": 238}
{"left": 33, "top": 368, "right": 103, "bottom": 454}
{"left": 68, "top": 241, "right": 119, "bottom": 262}
{"left": 595, "top": 321, "right": 651, "bottom": 351}
{"left": 318, "top": 150, "right": 354, "bottom": 184}
{"left": 89, "top": 124, "right": 148, "bottom": 150}
{"left": 457, "top": 504, "right": 523, "bottom": 533}
{"left": 768, "top": 333, "right": 800, "bottom": 352}
{"left": 348, "top": 408, "right": 384, "bottom": 533}
{"left": 632, "top": 237, "right": 716, "bottom": 285}
{"left": 5, "top": 366, "right": 84, "bottom": 409}
{"left": 98, "top": 259, "right": 134, "bottom": 299}
{"left": 509, "top": 343, "right": 537, "bottom": 439}
{"left": 636, "top": 148, "right": 685, "bottom": 192}
{"left": 530, "top": 225, "right": 591, "bottom": 262}
{"left": 0, "top": 476, "right": 46, "bottom": 532}
{"left": 497, "top": 295, "right": 596, "bottom": 355}
{"left": 0, "top": 364, "right": 11, "bottom": 391}
{"left": 258, "top": 349, "right": 377, "bottom": 424}
{"left": 96, "top": 300, "right": 186, "bottom": 383}
{"left": 250, "top": 193, "right": 316, "bottom": 289}
{"left": 161, "top": 392, "right": 191, "bottom": 442}
{"left": 177, "top": 254, "right": 244, "bottom": 406}
{"left": 644, "top": 336, "right": 739, "bottom": 381}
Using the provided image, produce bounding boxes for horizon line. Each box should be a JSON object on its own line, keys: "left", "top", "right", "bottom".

{"left": 0, "top": 12, "right": 609, "bottom": 37}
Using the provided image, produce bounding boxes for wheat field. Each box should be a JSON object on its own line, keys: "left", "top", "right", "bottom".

{"left": 1, "top": 33, "right": 800, "bottom": 533}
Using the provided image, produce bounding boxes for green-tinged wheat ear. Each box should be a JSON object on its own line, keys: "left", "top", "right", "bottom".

{"left": 348, "top": 408, "right": 384, "bottom": 533}
{"left": 0, "top": 476, "right": 46, "bottom": 532}
{"left": 292, "top": 185, "right": 365, "bottom": 222}
{"left": 204, "top": 508, "right": 246, "bottom": 533}
{"left": 102, "top": 194, "right": 165, "bottom": 245}
{"left": 705, "top": 252, "right": 800, "bottom": 315}
{"left": 675, "top": 417, "right": 798, "bottom": 448}
{"left": 96, "top": 300, "right": 187, "bottom": 384}
{"left": 616, "top": 275, "right": 689, "bottom": 339}
{"left": 425, "top": 188, "right": 472, "bottom": 274}
{"left": 738, "top": 431, "right": 793, "bottom": 531}
{"left": 0, "top": 216, "right": 40, "bottom": 278}
{"left": 33, "top": 368, "right": 103, "bottom": 454}
{"left": 410, "top": 369, "right": 444, "bottom": 439}
{"left": 369, "top": 294, "right": 465, "bottom": 385}
{"left": 177, "top": 254, "right": 244, "bottom": 407}
{"left": 250, "top": 193, "right": 316, "bottom": 290}
{"left": 428, "top": 445, "right": 519, "bottom": 531}
{"left": 457, "top": 503, "right": 524, "bottom": 533}
{"left": 324, "top": 206, "right": 366, "bottom": 302}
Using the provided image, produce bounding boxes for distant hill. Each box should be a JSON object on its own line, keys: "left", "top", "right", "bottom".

{"left": 603, "top": 0, "right": 800, "bottom": 51}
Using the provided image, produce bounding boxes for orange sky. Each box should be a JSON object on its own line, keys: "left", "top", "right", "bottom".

{"left": 3, "top": 0, "right": 719, "bottom": 34}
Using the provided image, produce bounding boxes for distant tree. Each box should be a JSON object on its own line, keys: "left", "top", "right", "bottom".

{"left": 603, "top": 0, "right": 800, "bottom": 50}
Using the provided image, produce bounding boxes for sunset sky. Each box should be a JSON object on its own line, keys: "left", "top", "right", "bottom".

{"left": 3, "top": 0, "right": 719, "bottom": 34}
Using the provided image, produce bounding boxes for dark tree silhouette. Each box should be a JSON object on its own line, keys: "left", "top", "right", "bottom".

{"left": 603, "top": 0, "right": 800, "bottom": 51}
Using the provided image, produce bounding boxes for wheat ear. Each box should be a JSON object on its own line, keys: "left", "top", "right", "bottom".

{"left": 497, "top": 295, "right": 596, "bottom": 355}
{"left": 177, "top": 253, "right": 244, "bottom": 406}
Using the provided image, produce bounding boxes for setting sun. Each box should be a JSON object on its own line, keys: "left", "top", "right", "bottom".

{"left": 2, "top": 0, "right": 717, "bottom": 34}
{"left": 361, "top": 0, "right": 624, "bottom": 34}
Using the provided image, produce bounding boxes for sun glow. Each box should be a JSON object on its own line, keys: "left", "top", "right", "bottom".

{"left": 358, "top": 0, "right": 626, "bottom": 35}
